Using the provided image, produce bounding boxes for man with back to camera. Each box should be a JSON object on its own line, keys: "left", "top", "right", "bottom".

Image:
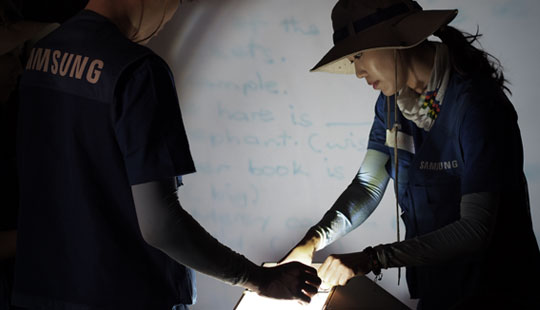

{"left": 13, "top": 0, "right": 321, "bottom": 309}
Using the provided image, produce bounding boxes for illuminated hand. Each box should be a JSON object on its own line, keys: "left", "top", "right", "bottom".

{"left": 253, "top": 262, "right": 322, "bottom": 303}
{"left": 318, "top": 252, "right": 370, "bottom": 287}
{"left": 278, "top": 232, "right": 321, "bottom": 266}
{"left": 279, "top": 243, "right": 316, "bottom": 266}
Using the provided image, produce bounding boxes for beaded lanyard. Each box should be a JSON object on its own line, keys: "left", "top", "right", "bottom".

{"left": 420, "top": 89, "right": 441, "bottom": 120}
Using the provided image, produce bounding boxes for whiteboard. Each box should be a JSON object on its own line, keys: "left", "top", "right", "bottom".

{"left": 148, "top": 0, "right": 540, "bottom": 309}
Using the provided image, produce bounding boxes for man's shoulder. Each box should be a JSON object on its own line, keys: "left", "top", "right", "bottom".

{"left": 40, "top": 10, "right": 155, "bottom": 64}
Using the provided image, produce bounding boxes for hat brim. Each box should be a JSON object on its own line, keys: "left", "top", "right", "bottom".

{"left": 311, "top": 9, "right": 458, "bottom": 74}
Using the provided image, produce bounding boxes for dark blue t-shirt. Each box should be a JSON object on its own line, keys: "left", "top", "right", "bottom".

{"left": 14, "top": 10, "right": 196, "bottom": 309}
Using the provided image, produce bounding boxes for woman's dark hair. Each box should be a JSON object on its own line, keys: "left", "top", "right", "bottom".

{"left": 434, "top": 25, "right": 511, "bottom": 94}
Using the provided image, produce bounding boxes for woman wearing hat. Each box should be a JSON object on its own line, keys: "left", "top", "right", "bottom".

{"left": 282, "top": 0, "right": 540, "bottom": 309}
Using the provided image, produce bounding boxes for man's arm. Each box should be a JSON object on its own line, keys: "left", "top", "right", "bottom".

{"left": 131, "top": 178, "right": 321, "bottom": 303}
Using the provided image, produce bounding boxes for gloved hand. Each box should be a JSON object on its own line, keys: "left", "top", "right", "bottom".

{"left": 246, "top": 262, "right": 321, "bottom": 303}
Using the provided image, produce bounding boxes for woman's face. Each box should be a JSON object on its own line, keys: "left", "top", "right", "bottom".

{"left": 348, "top": 49, "right": 407, "bottom": 96}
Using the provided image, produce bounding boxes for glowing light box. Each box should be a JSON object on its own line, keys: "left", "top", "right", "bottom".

{"left": 234, "top": 263, "right": 409, "bottom": 310}
{"left": 234, "top": 290, "right": 330, "bottom": 310}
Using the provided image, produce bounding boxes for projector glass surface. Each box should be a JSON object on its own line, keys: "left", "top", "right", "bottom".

{"left": 235, "top": 290, "right": 329, "bottom": 310}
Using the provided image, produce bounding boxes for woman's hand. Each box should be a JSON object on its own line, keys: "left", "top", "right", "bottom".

{"left": 279, "top": 243, "right": 316, "bottom": 266}
{"left": 318, "top": 251, "right": 371, "bottom": 287}
{"left": 279, "top": 231, "right": 321, "bottom": 266}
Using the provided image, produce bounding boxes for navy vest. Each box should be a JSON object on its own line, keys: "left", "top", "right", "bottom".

{"left": 380, "top": 73, "right": 540, "bottom": 308}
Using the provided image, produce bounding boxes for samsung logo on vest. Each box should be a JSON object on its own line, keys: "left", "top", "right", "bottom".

{"left": 25, "top": 48, "right": 104, "bottom": 84}
{"left": 419, "top": 160, "right": 459, "bottom": 171}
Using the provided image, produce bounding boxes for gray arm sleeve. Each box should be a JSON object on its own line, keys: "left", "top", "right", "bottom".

{"left": 311, "top": 149, "right": 391, "bottom": 250}
{"left": 131, "top": 178, "right": 258, "bottom": 286}
{"left": 375, "top": 192, "right": 499, "bottom": 268}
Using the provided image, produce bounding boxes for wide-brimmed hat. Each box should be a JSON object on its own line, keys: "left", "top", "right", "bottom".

{"left": 311, "top": 0, "right": 457, "bottom": 74}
